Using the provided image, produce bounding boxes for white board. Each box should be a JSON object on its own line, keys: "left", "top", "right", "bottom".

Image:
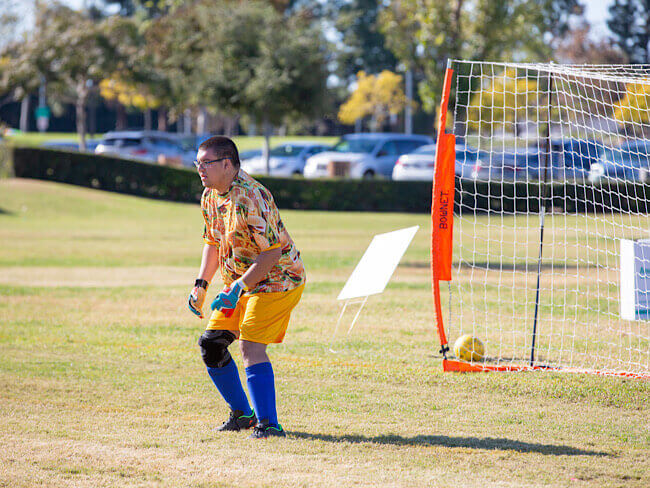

{"left": 620, "top": 238, "right": 650, "bottom": 321}
{"left": 337, "top": 226, "right": 419, "bottom": 301}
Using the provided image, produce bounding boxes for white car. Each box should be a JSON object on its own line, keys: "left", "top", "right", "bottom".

{"left": 392, "top": 144, "right": 436, "bottom": 181}
{"left": 241, "top": 142, "right": 330, "bottom": 176}
{"left": 303, "top": 133, "right": 433, "bottom": 179}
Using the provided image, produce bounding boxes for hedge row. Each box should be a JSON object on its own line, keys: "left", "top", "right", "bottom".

{"left": 456, "top": 180, "right": 650, "bottom": 214}
{"left": 10, "top": 146, "right": 650, "bottom": 213}
{"left": 11, "top": 147, "right": 434, "bottom": 212}
{"left": 0, "top": 143, "right": 12, "bottom": 178}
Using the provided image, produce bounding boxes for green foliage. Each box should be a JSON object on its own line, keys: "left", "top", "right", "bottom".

{"left": 607, "top": 0, "right": 650, "bottom": 64}
{"left": 0, "top": 4, "right": 144, "bottom": 149}
{"left": 147, "top": 0, "right": 327, "bottom": 127}
{"left": 378, "top": 0, "right": 582, "bottom": 112}
{"left": 330, "top": 0, "right": 397, "bottom": 82}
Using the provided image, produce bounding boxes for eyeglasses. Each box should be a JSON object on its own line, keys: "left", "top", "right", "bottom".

{"left": 193, "top": 157, "right": 229, "bottom": 168}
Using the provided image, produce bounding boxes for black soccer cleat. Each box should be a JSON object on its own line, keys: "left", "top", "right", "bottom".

{"left": 216, "top": 409, "right": 257, "bottom": 432}
{"left": 249, "top": 419, "right": 287, "bottom": 439}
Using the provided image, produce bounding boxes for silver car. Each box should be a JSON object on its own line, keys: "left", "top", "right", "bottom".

{"left": 95, "top": 130, "right": 197, "bottom": 167}
{"left": 241, "top": 142, "right": 330, "bottom": 176}
{"left": 304, "top": 133, "right": 433, "bottom": 179}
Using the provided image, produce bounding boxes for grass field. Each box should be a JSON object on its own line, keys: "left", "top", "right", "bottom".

{"left": 3, "top": 131, "right": 338, "bottom": 151}
{"left": 0, "top": 178, "right": 648, "bottom": 487}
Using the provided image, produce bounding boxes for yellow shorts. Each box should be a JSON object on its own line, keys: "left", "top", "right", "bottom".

{"left": 206, "top": 284, "right": 304, "bottom": 344}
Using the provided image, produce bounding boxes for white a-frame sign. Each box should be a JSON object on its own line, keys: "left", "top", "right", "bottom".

{"left": 330, "top": 225, "right": 419, "bottom": 352}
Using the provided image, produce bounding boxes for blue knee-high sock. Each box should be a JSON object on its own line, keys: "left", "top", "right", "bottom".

{"left": 207, "top": 359, "right": 252, "bottom": 415}
{"left": 245, "top": 362, "right": 278, "bottom": 427}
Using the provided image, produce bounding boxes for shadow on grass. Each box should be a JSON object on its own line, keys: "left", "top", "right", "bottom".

{"left": 0, "top": 206, "right": 14, "bottom": 215}
{"left": 289, "top": 432, "right": 608, "bottom": 456}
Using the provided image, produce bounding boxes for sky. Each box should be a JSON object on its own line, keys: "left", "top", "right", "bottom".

{"left": 583, "top": 0, "right": 614, "bottom": 38}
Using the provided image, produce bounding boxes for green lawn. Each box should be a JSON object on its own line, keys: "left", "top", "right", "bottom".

{"left": 0, "top": 178, "right": 648, "bottom": 487}
{"left": 3, "top": 131, "right": 338, "bottom": 151}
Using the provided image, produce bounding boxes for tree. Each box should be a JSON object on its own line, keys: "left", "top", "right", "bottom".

{"left": 378, "top": 0, "right": 583, "bottom": 114}
{"left": 614, "top": 83, "right": 650, "bottom": 136}
{"left": 99, "top": 78, "right": 161, "bottom": 129}
{"left": 466, "top": 68, "right": 540, "bottom": 134}
{"left": 151, "top": 0, "right": 328, "bottom": 172}
{"left": 329, "top": 0, "right": 397, "bottom": 82}
{"left": 338, "top": 70, "right": 412, "bottom": 131}
{"left": 608, "top": 0, "right": 650, "bottom": 64}
{"left": 0, "top": 3, "right": 142, "bottom": 149}
{"left": 555, "top": 21, "right": 627, "bottom": 64}
{"left": 0, "top": 0, "right": 21, "bottom": 49}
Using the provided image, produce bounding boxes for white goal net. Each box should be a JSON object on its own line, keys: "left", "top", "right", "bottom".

{"left": 435, "top": 60, "right": 650, "bottom": 378}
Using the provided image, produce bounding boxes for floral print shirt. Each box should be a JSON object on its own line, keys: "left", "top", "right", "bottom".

{"left": 201, "top": 170, "right": 306, "bottom": 294}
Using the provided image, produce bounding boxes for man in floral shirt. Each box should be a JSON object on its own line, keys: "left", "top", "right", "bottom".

{"left": 188, "top": 136, "right": 305, "bottom": 439}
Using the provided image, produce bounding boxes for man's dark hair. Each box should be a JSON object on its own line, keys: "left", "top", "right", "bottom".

{"left": 198, "top": 136, "right": 240, "bottom": 168}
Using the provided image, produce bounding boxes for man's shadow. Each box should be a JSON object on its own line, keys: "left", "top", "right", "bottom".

{"left": 290, "top": 432, "right": 608, "bottom": 457}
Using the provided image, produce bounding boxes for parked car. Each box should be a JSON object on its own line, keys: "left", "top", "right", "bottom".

{"left": 588, "top": 139, "right": 650, "bottom": 183}
{"left": 455, "top": 145, "right": 486, "bottom": 180}
{"left": 392, "top": 144, "right": 436, "bottom": 181}
{"left": 526, "top": 138, "right": 604, "bottom": 181}
{"left": 239, "top": 148, "right": 263, "bottom": 163}
{"left": 472, "top": 150, "right": 524, "bottom": 181}
{"left": 241, "top": 142, "right": 330, "bottom": 176}
{"left": 304, "top": 133, "right": 433, "bottom": 179}
{"left": 94, "top": 130, "right": 196, "bottom": 167}
{"left": 391, "top": 143, "right": 500, "bottom": 182}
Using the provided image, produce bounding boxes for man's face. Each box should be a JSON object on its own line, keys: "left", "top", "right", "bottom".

{"left": 195, "top": 148, "right": 232, "bottom": 190}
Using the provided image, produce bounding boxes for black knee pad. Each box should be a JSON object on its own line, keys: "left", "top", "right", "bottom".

{"left": 198, "top": 330, "right": 236, "bottom": 368}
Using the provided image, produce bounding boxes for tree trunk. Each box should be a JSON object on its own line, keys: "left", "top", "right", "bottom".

{"left": 19, "top": 96, "right": 30, "bottom": 132}
{"left": 89, "top": 97, "right": 97, "bottom": 138}
{"left": 116, "top": 103, "right": 127, "bottom": 130}
{"left": 76, "top": 86, "right": 88, "bottom": 152}
{"left": 144, "top": 109, "right": 152, "bottom": 131}
{"left": 184, "top": 109, "right": 192, "bottom": 134}
{"left": 404, "top": 68, "right": 413, "bottom": 134}
{"left": 158, "top": 108, "right": 167, "bottom": 131}
{"left": 263, "top": 119, "right": 272, "bottom": 175}
{"left": 197, "top": 107, "right": 207, "bottom": 134}
{"left": 225, "top": 116, "right": 234, "bottom": 137}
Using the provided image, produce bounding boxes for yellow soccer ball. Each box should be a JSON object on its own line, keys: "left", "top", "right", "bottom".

{"left": 453, "top": 334, "right": 485, "bottom": 362}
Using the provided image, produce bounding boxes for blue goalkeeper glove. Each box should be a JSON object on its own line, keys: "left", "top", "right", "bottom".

{"left": 210, "top": 278, "right": 248, "bottom": 315}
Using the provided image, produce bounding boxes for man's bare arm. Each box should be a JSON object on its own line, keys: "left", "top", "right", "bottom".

{"left": 241, "top": 247, "right": 282, "bottom": 289}
{"left": 197, "top": 243, "right": 220, "bottom": 283}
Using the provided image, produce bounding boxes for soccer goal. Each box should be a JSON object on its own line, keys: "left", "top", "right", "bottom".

{"left": 431, "top": 60, "right": 650, "bottom": 378}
